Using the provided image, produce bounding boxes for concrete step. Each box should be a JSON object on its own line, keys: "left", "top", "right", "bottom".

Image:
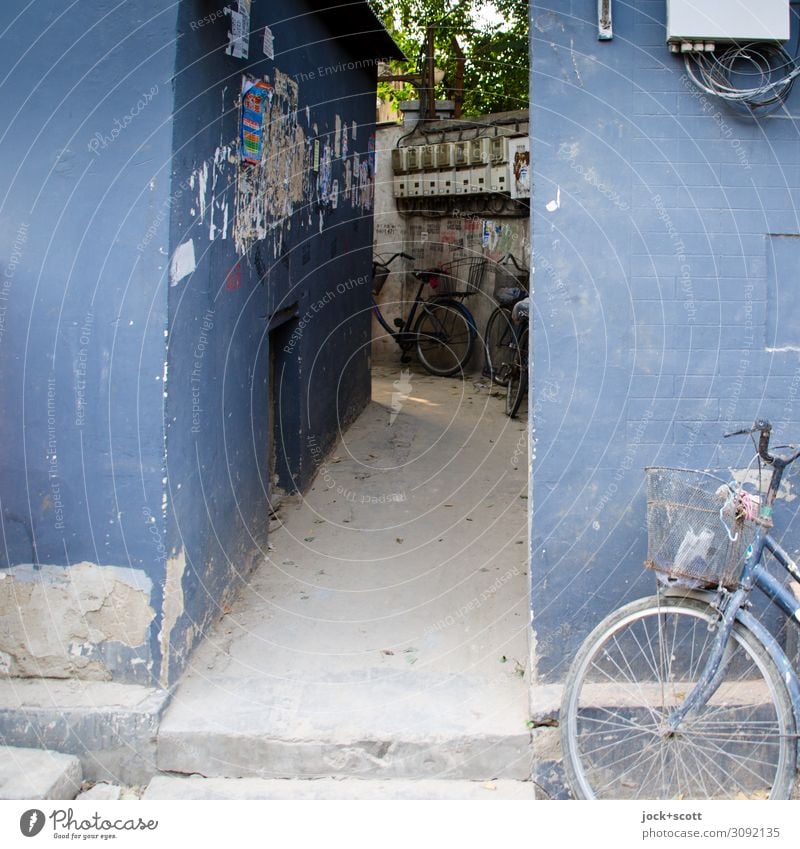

{"left": 0, "top": 746, "right": 82, "bottom": 800}
{"left": 157, "top": 670, "right": 532, "bottom": 781}
{"left": 144, "top": 775, "right": 535, "bottom": 800}
{"left": 0, "top": 678, "right": 171, "bottom": 785}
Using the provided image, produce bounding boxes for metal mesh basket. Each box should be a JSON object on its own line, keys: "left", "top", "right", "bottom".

{"left": 433, "top": 256, "right": 487, "bottom": 296}
{"left": 493, "top": 255, "right": 529, "bottom": 303}
{"left": 645, "top": 467, "right": 757, "bottom": 588}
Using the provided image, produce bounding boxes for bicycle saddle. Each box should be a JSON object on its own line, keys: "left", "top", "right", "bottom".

{"left": 511, "top": 297, "right": 529, "bottom": 322}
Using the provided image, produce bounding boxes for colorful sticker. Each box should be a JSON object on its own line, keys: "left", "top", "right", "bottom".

{"left": 240, "top": 78, "right": 273, "bottom": 164}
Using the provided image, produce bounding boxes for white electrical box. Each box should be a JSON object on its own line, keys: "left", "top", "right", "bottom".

{"left": 435, "top": 143, "right": 454, "bottom": 168}
{"left": 391, "top": 148, "right": 407, "bottom": 174}
{"left": 490, "top": 137, "right": 509, "bottom": 164}
{"left": 667, "top": 0, "right": 789, "bottom": 43}
{"left": 467, "top": 165, "right": 490, "bottom": 194}
{"left": 437, "top": 170, "right": 456, "bottom": 195}
{"left": 422, "top": 172, "right": 438, "bottom": 196}
{"left": 393, "top": 175, "right": 409, "bottom": 198}
{"left": 408, "top": 174, "right": 424, "bottom": 197}
{"left": 453, "top": 141, "right": 469, "bottom": 167}
{"left": 421, "top": 145, "right": 436, "bottom": 170}
{"left": 470, "top": 138, "right": 490, "bottom": 165}
{"left": 490, "top": 164, "right": 510, "bottom": 193}
{"left": 406, "top": 147, "right": 422, "bottom": 171}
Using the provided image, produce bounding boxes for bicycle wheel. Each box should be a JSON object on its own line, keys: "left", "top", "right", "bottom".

{"left": 505, "top": 326, "right": 528, "bottom": 417}
{"left": 414, "top": 300, "right": 473, "bottom": 376}
{"left": 560, "top": 595, "right": 797, "bottom": 800}
{"left": 483, "top": 306, "right": 515, "bottom": 386}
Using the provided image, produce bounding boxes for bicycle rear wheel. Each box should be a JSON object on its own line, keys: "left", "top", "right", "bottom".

{"left": 505, "top": 326, "right": 528, "bottom": 417}
{"left": 415, "top": 300, "right": 473, "bottom": 376}
{"left": 483, "top": 306, "right": 515, "bottom": 386}
{"left": 560, "top": 595, "right": 797, "bottom": 800}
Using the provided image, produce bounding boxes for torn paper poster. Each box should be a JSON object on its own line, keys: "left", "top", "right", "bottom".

{"left": 341, "top": 122, "right": 348, "bottom": 159}
{"left": 169, "top": 239, "right": 196, "bottom": 286}
{"left": 226, "top": 0, "right": 251, "bottom": 59}
{"left": 262, "top": 24, "right": 274, "bottom": 59}
{"left": 240, "top": 77, "right": 273, "bottom": 164}
{"left": 334, "top": 115, "right": 342, "bottom": 157}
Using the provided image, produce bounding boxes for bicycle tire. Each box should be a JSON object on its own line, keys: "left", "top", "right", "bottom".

{"left": 414, "top": 300, "right": 474, "bottom": 376}
{"left": 484, "top": 306, "right": 515, "bottom": 386}
{"left": 560, "top": 594, "right": 797, "bottom": 800}
{"left": 505, "top": 326, "right": 528, "bottom": 417}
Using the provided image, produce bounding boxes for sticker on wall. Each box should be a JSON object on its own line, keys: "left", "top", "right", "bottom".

{"left": 262, "top": 24, "right": 274, "bottom": 59}
{"left": 341, "top": 123, "right": 348, "bottom": 160}
{"left": 240, "top": 77, "right": 273, "bottom": 164}
{"left": 351, "top": 120, "right": 357, "bottom": 140}
{"left": 351, "top": 152, "right": 359, "bottom": 205}
{"left": 313, "top": 138, "right": 320, "bottom": 172}
{"left": 331, "top": 179, "right": 339, "bottom": 209}
{"left": 225, "top": 0, "right": 252, "bottom": 59}
{"left": 320, "top": 142, "right": 332, "bottom": 203}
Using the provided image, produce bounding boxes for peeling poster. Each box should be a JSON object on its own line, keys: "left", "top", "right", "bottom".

{"left": 225, "top": 0, "right": 252, "bottom": 59}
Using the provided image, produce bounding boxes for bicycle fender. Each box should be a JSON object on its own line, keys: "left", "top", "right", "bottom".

{"left": 736, "top": 606, "right": 800, "bottom": 742}
{"left": 431, "top": 298, "right": 477, "bottom": 335}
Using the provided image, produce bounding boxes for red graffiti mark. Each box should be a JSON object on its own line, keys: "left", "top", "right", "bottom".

{"left": 225, "top": 262, "right": 241, "bottom": 291}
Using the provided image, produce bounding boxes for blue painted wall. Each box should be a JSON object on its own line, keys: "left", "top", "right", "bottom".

{"left": 531, "top": 1, "right": 800, "bottom": 681}
{"left": 0, "top": 1, "right": 178, "bottom": 683}
{"left": 0, "top": 0, "right": 393, "bottom": 685}
{"left": 161, "top": 0, "right": 388, "bottom": 684}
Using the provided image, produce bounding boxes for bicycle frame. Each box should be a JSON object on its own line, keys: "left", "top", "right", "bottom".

{"left": 372, "top": 279, "right": 428, "bottom": 348}
{"left": 664, "top": 522, "right": 800, "bottom": 753}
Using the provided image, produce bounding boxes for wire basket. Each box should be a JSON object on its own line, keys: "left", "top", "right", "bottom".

{"left": 372, "top": 264, "right": 390, "bottom": 296}
{"left": 644, "top": 467, "right": 757, "bottom": 588}
{"left": 493, "top": 254, "right": 529, "bottom": 305}
{"left": 431, "top": 256, "right": 487, "bottom": 296}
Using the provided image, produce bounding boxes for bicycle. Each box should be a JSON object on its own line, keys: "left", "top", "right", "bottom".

{"left": 483, "top": 254, "right": 529, "bottom": 387}
{"left": 560, "top": 419, "right": 800, "bottom": 800}
{"left": 371, "top": 252, "right": 478, "bottom": 377}
{"left": 504, "top": 297, "right": 528, "bottom": 418}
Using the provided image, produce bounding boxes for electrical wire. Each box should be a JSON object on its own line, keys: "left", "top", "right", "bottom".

{"left": 684, "top": 42, "right": 800, "bottom": 112}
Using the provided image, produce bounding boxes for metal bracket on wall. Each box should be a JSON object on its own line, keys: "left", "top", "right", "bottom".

{"left": 598, "top": 0, "right": 613, "bottom": 40}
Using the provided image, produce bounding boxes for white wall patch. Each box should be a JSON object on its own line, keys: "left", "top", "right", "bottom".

{"left": 169, "top": 239, "right": 196, "bottom": 286}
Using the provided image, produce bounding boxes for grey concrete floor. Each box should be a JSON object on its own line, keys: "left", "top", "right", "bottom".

{"left": 159, "top": 364, "right": 531, "bottom": 780}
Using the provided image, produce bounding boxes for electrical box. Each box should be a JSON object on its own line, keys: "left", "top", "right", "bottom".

{"left": 666, "top": 0, "right": 789, "bottom": 44}
{"left": 437, "top": 170, "right": 456, "bottom": 195}
{"left": 490, "top": 164, "right": 510, "bottom": 193}
{"left": 453, "top": 141, "right": 469, "bottom": 167}
{"left": 408, "top": 173, "right": 424, "bottom": 197}
{"left": 470, "top": 138, "right": 490, "bottom": 165}
{"left": 467, "top": 165, "right": 490, "bottom": 194}
{"left": 393, "top": 175, "right": 409, "bottom": 198}
{"left": 391, "top": 148, "right": 407, "bottom": 174}
{"left": 421, "top": 145, "right": 436, "bottom": 170}
{"left": 422, "top": 172, "right": 438, "bottom": 196}
{"left": 455, "top": 169, "right": 471, "bottom": 194}
{"left": 406, "top": 146, "right": 422, "bottom": 171}
{"left": 490, "top": 137, "right": 509, "bottom": 164}
{"left": 435, "top": 143, "right": 454, "bottom": 168}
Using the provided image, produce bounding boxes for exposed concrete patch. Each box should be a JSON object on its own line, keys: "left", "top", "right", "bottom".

{"left": 0, "top": 678, "right": 171, "bottom": 785}
{"left": 158, "top": 550, "right": 186, "bottom": 688}
{"left": 0, "top": 745, "right": 82, "bottom": 800}
{"left": 0, "top": 563, "right": 154, "bottom": 681}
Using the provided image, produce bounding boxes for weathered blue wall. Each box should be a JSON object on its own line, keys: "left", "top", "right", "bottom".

{"left": 0, "top": 1, "right": 178, "bottom": 683}
{"left": 531, "top": 1, "right": 800, "bottom": 681}
{"left": 161, "top": 0, "right": 384, "bottom": 684}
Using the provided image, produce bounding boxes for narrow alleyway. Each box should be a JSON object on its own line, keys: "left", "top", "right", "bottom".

{"left": 157, "top": 365, "right": 531, "bottom": 789}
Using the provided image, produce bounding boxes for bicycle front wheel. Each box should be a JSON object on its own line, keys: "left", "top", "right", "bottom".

{"left": 560, "top": 595, "right": 797, "bottom": 800}
{"left": 484, "top": 306, "right": 515, "bottom": 386}
{"left": 505, "top": 326, "right": 528, "bottom": 417}
{"left": 415, "top": 300, "right": 473, "bottom": 376}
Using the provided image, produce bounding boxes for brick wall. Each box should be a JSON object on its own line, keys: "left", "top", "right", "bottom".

{"left": 531, "top": 0, "right": 800, "bottom": 681}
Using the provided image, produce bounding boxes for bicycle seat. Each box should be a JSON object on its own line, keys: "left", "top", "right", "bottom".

{"left": 511, "top": 297, "right": 529, "bottom": 322}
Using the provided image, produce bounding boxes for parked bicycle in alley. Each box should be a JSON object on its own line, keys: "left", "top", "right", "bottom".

{"left": 560, "top": 419, "right": 800, "bottom": 800}
{"left": 371, "top": 252, "right": 481, "bottom": 377}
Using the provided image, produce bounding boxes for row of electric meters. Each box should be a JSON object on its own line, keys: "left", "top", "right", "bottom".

{"left": 391, "top": 135, "right": 524, "bottom": 173}
{"left": 393, "top": 163, "right": 529, "bottom": 198}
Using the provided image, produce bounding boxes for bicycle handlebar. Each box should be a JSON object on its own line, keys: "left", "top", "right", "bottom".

{"left": 374, "top": 252, "right": 414, "bottom": 269}
{"left": 724, "top": 419, "right": 800, "bottom": 467}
